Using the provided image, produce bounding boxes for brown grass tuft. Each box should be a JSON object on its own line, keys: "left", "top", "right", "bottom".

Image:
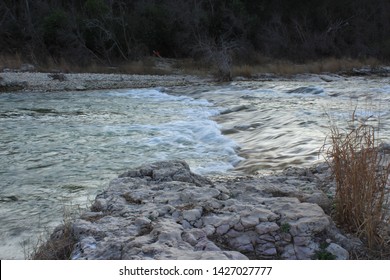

{"left": 172, "top": 58, "right": 212, "bottom": 76}
{"left": 28, "top": 206, "right": 79, "bottom": 260}
{"left": 0, "top": 54, "right": 23, "bottom": 70}
{"left": 232, "top": 64, "right": 254, "bottom": 78}
{"left": 32, "top": 228, "right": 75, "bottom": 260}
{"left": 323, "top": 110, "right": 390, "bottom": 250}
{"left": 31, "top": 221, "right": 76, "bottom": 260}
{"left": 231, "top": 56, "right": 382, "bottom": 77}
{"left": 118, "top": 58, "right": 171, "bottom": 75}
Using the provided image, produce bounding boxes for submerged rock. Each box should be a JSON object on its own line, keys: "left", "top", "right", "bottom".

{"left": 41, "top": 160, "right": 354, "bottom": 260}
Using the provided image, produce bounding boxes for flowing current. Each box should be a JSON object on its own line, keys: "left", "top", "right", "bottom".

{"left": 1, "top": 76, "right": 389, "bottom": 259}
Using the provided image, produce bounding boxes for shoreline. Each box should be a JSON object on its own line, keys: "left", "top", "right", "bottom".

{"left": 33, "top": 160, "right": 358, "bottom": 260}
{"left": 30, "top": 157, "right": 390, "bottom": 260}
{"left": 1, "top": 65, "right": 389, "bottom": 93}
{"left": 0, "top": 72, "right": 208, "bottom": 93}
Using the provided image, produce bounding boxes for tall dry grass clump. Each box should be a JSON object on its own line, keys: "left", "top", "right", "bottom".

{"left": 323, "top": 111, "right": 390, "bottom": 250}
{"left": 27, "top": 206, "right": 78, "bottom": 260}
{"left": 31, "top": 221, "right": 75, "bottom": 260}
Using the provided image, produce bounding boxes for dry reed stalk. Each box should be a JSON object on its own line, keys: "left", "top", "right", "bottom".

{"left": 31, "top": 221, "right": 75, "bottom": 260}
{"left": 324, "top": 113, "right": 390, "bottom": 249}
{"left": 29, "top": 205, "right": 79, "bottom": 260}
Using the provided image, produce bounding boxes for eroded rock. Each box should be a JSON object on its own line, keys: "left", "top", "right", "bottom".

{"left": 42, "top": 160, "right": 354, "bottom": 260}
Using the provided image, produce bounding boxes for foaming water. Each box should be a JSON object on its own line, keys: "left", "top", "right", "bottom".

{"left": 0, "top": 88, "right": 240, "bottom": 259}
{"left": 167, "top": 77, "right": 390, "bottom": 173}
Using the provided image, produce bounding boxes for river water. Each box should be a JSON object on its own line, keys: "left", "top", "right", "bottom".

{"left": 166, "top": 77, "right": 390, "bottom": 173}
{"left": 0, "top": 76, "right": 389, "bottom": 259}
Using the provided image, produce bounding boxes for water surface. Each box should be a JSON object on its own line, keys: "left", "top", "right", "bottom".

{"left": 0, "top": 88, "right": 240, "bottom": 259}
{"left": 1, "top": 76, "right": 389, "bottom": 259}
{"left": 167, "top": 77, "right": 390, "bottom": 173}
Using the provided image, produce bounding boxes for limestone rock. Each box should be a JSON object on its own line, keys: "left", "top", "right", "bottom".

{"left": 326, "top": 243, "right": 349, "bottom": 260}
{"left": 39, "top": 160, "right": 354, "bottom": 260}
{"left": 118, "top": 160, "right": 211, "bottom": 187}
{"left": 20, "top": 64, "right": 36, "bottom": 72}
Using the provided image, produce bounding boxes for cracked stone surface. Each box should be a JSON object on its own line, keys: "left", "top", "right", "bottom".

{"left": 46, "top": 160, "right": 356, "bottom": 260}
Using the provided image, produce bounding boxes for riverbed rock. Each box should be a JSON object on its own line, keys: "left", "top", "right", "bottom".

{"left": 0, "top": 79, "right": 28, "bottom": 92}
{"left": 41, "top": 160, "right": 354, "bottom": 260}
{"left": 20, "top": 64, "right": 36, "bottom": 72}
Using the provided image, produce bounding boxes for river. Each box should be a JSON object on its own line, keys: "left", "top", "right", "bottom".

{"left": 0, "top": 76, "right": 389, "bottom": 259}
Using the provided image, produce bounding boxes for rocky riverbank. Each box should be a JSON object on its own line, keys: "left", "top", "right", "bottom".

{"left": 34, "top": 160, "right": 366, "bottom": 260}
{"left": 0, "top": 71, "right": 206, "bottom": 92}
{"left": 1, "top": 64, "right": 389, "bottom": 93}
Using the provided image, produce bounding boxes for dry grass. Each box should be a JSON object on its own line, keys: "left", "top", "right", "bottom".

{"left": 27, "top": 206, "right": 79, "bottom": 260}
{"left": 41, "top": 57, "right": 170, "bottom": 75}
{"left": 323, "top": 110, "right": 390, "bottom": 250}
{"left": 31, "top": 221, "right": 76, "bottom": 260}
{"left": 232, "top": 64, "right": 255, "bottom": 78}
{"left": 232, "top": 57, "right": 382, "bottom": 77}
{"left": 1, "top": 53, "right": 384, "bottom": 77}
{"left": 173, "top": 58, "right": 213, "bottom": 76}
{"left": 0, "top": 54, "right": 23, "bottom": 69}
{"left": 117, "top": 58, "right": 172, "bottom": 75}
{"left": 1, "top": 54, "right": 172, "bottom": 75}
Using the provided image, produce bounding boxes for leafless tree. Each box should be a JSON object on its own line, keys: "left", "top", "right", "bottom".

{"left": 194, "top": 34, "right": 243, "bottom": 81}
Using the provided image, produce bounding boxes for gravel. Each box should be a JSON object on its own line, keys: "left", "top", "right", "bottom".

{"left": 0, "top": 72, "right": 207, "bottom": 92}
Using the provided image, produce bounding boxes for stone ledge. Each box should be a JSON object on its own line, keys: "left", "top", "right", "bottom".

{"left": 39, "top": 160, "right": 359, "bottom": 260}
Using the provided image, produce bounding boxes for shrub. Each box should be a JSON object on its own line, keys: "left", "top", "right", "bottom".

{"left": 323, "top": 110, "right": 390, "bottom": 249}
